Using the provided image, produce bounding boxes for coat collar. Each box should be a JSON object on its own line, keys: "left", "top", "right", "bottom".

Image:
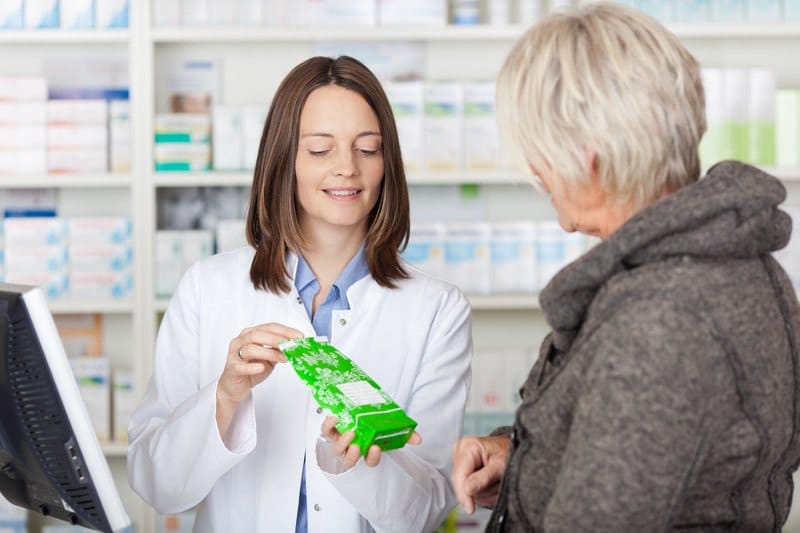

{"left": 284, "top": 249, "right": 379, "bottom": 309}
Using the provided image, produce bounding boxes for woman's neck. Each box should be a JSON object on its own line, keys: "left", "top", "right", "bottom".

{"left": 299, "top": 224, "right": 367, "bottom": 290}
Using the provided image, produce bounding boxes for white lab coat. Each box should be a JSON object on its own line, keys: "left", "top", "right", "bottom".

{"left": 127, "top": 247, "right": 472, "bottom": 533}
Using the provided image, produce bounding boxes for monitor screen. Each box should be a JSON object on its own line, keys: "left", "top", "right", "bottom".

{"left": 0, "top": 283, "right": 131, "bottom": 532}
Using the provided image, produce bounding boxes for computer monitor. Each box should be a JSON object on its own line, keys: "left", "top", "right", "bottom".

{"left": 0, "top": 283, "right": 131, "bottom": 532}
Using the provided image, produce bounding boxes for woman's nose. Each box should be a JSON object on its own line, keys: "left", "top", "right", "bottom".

{"left": 334, "top": 150, "right": 359, "bottom": 177}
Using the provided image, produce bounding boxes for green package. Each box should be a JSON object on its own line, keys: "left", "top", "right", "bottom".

{"left": 278, "top": 337, "right": 417, "bottom": 455}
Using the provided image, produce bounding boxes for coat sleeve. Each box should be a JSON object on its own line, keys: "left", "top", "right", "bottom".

{"left": 316, "top": 283, "right": 473, "bottom": 533}
{"left": 126, "top": 263, "right": 257, "bottom": 514}
{"left": 541, "top": 301, "right": 731, "bottom": 532}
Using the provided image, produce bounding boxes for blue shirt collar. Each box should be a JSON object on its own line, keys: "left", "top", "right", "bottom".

{"left": 294, "top": 243, "right": 370, "bottom": 307}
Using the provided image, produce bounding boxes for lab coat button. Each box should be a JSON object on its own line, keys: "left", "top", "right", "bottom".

{"left": 314, "top": 504, "right": 321, "bottom": 512}
{"left": 316, "top": 406, "right": 322, "bottom": 414}
{"left": 296, "top": 296, "right": 302, "bottom": 304}
{"left": 339, "top": 318, "right": 347, "bottom": 326}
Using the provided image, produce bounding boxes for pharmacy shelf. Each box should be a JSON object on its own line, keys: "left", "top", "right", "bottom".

{"left": 152, "top": 171, "right": 252, "bottom": 187}
{"left": 101, "top": 441, "right": 129, "bottom": 457}
{"left": 150, "top": 170, "right": 528, "bottom": 187}
{"left": 0, "top": 173, "right": 132, "bottom": 188}
{"left": 0, "top": 30, "right": 129, "bottom": 44}
{"left": 150, "top": 25, "right": 527, "bottom": 43}
{"left": 48, "top": 299, "right": 135, "bottom": 314}
{"left": 669, "top": 23, "right": 800, "bottom": 39}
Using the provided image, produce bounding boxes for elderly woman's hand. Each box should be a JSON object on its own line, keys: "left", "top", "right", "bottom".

{"left": 451, "top": 435, "right": 510, "bottom": 514}
{"left": 320, "top": 416, "right": 422, "bottom": 469}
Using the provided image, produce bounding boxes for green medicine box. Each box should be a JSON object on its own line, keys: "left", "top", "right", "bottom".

{"left": 278, "top": 337, "right": 417, "bottom": 455}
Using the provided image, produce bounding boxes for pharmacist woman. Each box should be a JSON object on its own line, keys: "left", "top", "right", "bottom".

{"left": 127, "top": 56, "right": 472, "bottom": 533}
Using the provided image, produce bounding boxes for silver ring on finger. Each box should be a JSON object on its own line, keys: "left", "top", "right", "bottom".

{"left": 237, "top": 347, "right": 245, "bottom": 360}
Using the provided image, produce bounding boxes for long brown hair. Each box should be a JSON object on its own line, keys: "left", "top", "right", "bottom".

{"left": 245, "top": 55, "right": 410, "bottom": 293}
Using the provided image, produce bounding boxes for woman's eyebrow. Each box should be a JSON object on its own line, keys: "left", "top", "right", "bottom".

{"left": 299, "top": 131, "right": 381, "bottom": 139}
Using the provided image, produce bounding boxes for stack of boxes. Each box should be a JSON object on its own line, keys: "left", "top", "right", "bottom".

{"left": 1, "top": 216, "right": 133, "bottom": 300}
{"left": 56, "top": 313, "right": 136, "bottom": 444}
{"left": 491, "top": 222, "right": 538, "bottom": 293}
{"left": 47, "top": 99, "right": 109, "bottom": 173}
{"left": 3, "top": 217, "right": 69, "bottom": 298}
{"left": 0, "top": 78, "right": 48, "bottom": 174}
{"left": 384, "top": 81, "right": 425, "bottom": 173}
{"left": 155, "top": 229, "right": 214, "bottom": 296}
{"left": 424, "top": 82, "right": 465, "bottom": 172}
{"left": 464, "top": 82, "right": 501, "bottom": 171}
{"left": 209, "top": 105, "right": 268, "bottom": 171}
{"left": 69, "top": 356, "right": 111, "bottom": 442}
{"left": 385, "top": 80, "right": 505, "bottom": 174}
{"left": 698, "top": 68, "right": 800, "bottom": 169}
{"left": 0, "top": 0, "right": 129, "bottom": 29}
{"left": 0, "top": 76, "right": 130, "bottom": 175}
{"left": 154, "top": 0, "right": 449, "bottom": 27}
{"left": 67, "top": 217, "right": 134, "bottom": 300}
{"left": 404, "top": 220, "right": 589, "bottom": 294}
{"left": 622, "top": 0, "right": 797, "bottom": 24}
{"left": 154, "top": 113, "right": 212, "bottom": 171}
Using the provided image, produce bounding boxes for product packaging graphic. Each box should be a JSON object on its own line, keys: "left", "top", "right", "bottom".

{"left": 278, "top": 337, "right": 417, "bottom": 454}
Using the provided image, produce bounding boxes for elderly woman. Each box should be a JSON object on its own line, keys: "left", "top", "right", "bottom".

{"left": 451, "top": 3, "right": 800, "bottom": 532}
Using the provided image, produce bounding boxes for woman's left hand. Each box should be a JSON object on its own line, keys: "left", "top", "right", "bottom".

{"left": 321, "top": 416, "right": 422, "bottom": 468}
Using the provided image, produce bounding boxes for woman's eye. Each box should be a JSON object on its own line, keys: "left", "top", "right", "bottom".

{"left": 308, "top": 149, "right": 329, "bottom": 157}
{"left": 357, "top": 148, "right": 379, "bottom": 157}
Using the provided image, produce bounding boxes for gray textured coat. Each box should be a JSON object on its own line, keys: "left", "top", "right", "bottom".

{"left": 486, "top": 161, "right": 800, "bottom": 532}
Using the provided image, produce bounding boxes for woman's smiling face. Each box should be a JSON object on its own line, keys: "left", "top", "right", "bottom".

{"left": 294, "top": 84, "right": 385, "bottom": 238}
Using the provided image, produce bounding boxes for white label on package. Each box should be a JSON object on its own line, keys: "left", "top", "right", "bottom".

{"left": 338, "top": 381, "right": 387, "bottom": 406}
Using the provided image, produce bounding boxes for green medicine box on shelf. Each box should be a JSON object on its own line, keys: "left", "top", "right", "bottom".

{"left": 278, "top": 337, "right": 417, "bottom": 455}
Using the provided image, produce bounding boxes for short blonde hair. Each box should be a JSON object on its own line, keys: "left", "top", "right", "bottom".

{"left": 496, "top": 2, "right": 706, "bottom": 207}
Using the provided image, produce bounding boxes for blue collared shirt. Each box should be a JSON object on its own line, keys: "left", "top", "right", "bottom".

{"left": 293, "top": 245, "right": 370, "bottom": 533}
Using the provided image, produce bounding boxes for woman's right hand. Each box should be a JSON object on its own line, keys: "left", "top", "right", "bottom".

{"left": 216, "top": 323, "right": 304, "bottom": 438}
